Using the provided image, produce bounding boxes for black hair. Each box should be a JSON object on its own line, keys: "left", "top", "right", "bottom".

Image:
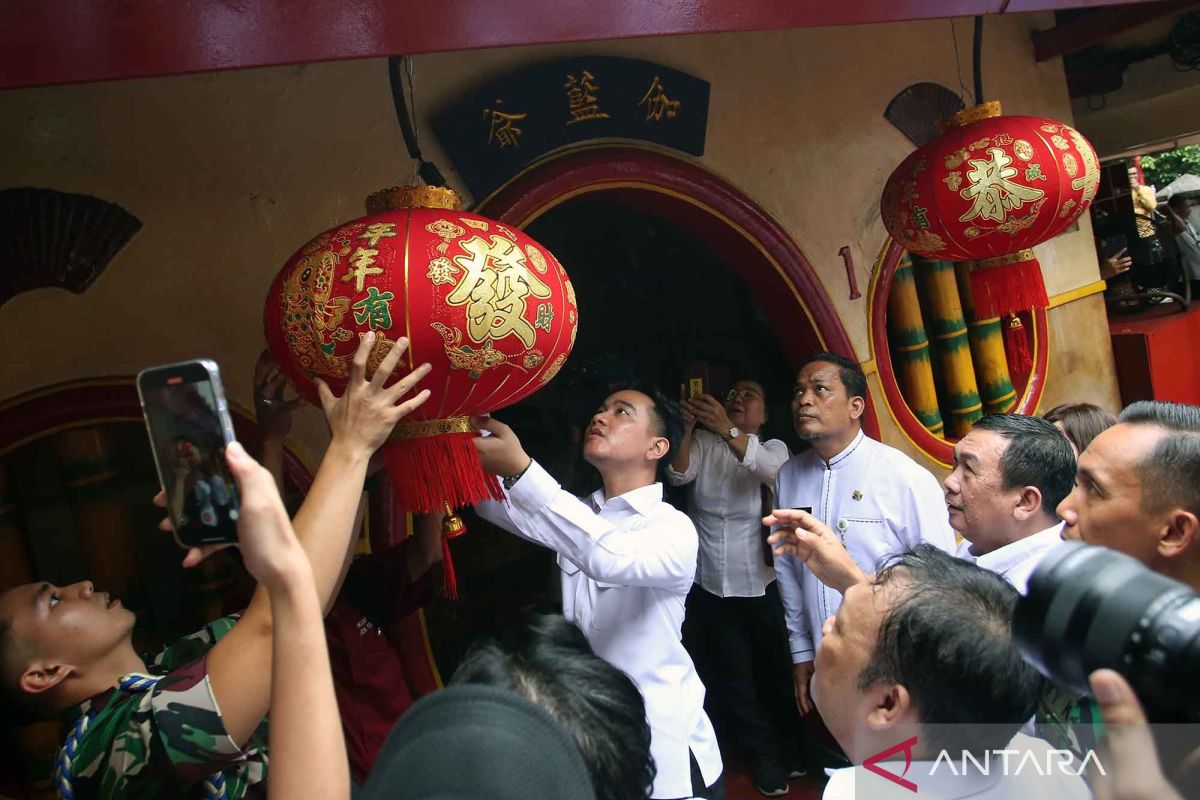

{"left": 972, "top": 414, "right": 1076, "bottom": 519}
{"left": 859, "top": 545, "right": 1045, "bottom": 755}
{"left": 796, "top": 352, "right": 867, "bottom": 401}
{"left": 1118, "top": 401, "right": 1200, "bottom": 515}
{"left": 0, "top": 616, "right": 34, "bottom": 725}
{"left": 450, "top": 612, "right": 655, "bottom": 800}
{"left": 1041, "top": 402, "right": 1117, "bottom": 454}
{"left": 1168, "top": 194, "right": 1190, "bottom": 211}
{"left": 621, "top": 381, "right": 683, "bottom": 478}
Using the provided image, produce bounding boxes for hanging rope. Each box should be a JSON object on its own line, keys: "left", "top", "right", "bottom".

{"left": 387, "top": 56, "right": 447, "bottom": 187}
{"left": 973, "top": 15, "right": 985, "bottom": 104}
{"left": 55, "top": 673, "right": 228, "bottom": 800}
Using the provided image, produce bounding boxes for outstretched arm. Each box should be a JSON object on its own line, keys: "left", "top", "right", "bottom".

{"left": 220, "top": 443, "right": 349, "bottom": 800}
{"left": 190, "top": 333, "right": 430, "bottom": 745}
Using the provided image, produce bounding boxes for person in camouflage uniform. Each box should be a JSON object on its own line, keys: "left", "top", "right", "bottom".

{"left": 0, "top": 333, "right": 431, "bottom": 799}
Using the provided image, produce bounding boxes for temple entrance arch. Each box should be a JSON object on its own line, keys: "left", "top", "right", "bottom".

{"left": 477, "top": 146, "right": 878, "bottom": 437}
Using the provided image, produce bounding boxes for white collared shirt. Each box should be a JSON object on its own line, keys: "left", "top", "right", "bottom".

{"left": 955, "top": 523, "right": 1066, "bottom": 594}
{"left": 665, "top": 429, "right": 790, "bottom": 597}
{"left": 476, "top": 460, "right": 722, "bottom": 799}
{"left": 774, "top": 430, "right": 956, "bottom": 663}
{"left": 822, "top": 733, "right": 1091, "bottom": 800}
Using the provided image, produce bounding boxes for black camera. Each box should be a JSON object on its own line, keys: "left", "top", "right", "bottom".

{"left": 1014, "top": 541, "right": 1200, "bottom": 723}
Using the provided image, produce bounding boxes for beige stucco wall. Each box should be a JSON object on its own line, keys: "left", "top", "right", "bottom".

{"left": 0, "top": 12, "right": 1120, "bottom": 470}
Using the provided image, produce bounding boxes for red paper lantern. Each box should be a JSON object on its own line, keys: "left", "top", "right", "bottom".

{"left": 264, "top": 186, "right": 578, "bottom": 594}
{"left": 880, "top": 102, "right": 1100, "bottom": 322}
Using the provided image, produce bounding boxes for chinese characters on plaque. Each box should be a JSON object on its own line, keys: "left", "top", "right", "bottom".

{"left": 435, "top": 57, "right": 709, "bottom": 197}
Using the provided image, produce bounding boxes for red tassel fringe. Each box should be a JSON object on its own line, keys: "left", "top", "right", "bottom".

{"left": 382, "top": 432, "right": 503, "bottom": 513}
{"left": 1004, "top": 314, "right": 1033, "bottom": 381}
{"left": 442, "top": 534, "right": 458, "bottom": 600}
{"left": 970, "top": 256, "right": 1048, "bottom": 320}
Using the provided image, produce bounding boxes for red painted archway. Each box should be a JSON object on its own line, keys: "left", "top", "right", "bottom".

{"left": 477, "top": 146, "right": 880, "bottom": 437}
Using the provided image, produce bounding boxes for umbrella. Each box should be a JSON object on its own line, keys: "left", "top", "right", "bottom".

{"left": 1156, "top": 173, "right": 1200, "bottom": 200}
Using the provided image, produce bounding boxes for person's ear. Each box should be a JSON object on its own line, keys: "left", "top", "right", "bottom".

{"left": 1159, "top": 509, "right": 1199, "bottom": 560}
{"left": 865, "top": 683, "right": 912, "bottom": 729}
{"left": 20, "top": 661, "right": 74, "bottom": 696}
{"left": 849, "top": 395, "right": 866, "bottom": 422}
{"left": 1012, "top": 486, "right": 1043, "bottom": 522}
{"left": 647, "top": 436, "right": 669, "bottom": 462}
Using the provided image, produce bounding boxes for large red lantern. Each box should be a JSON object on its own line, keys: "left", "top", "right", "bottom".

{"left": 881, "top": 102, "right": 1100, "bottom": 321}
{"left": 265, "top": 186, "right": 578, "bottom": 593}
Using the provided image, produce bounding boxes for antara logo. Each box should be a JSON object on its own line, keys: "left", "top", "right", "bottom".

{"left": 863, "top": 736, "right": 919, "bottom": 793}
{"left": 863, "top": 736, "right": 1107, "bottom": 794}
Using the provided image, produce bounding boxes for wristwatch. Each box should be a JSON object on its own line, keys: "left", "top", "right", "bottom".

{"left": 724, "top": 426, "right": 740, "bottom": 441}
{"left": 502, "top": 459, "right": 533, "bottom": 490}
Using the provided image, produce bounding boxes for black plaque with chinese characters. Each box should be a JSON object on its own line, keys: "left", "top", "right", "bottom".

{"left": 432, "top": 56, "right": 709, "bottom": 198}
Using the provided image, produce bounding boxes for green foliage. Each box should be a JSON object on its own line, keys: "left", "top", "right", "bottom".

{"left": 1141, "top": 144, "right": 1200, "bottom": 191}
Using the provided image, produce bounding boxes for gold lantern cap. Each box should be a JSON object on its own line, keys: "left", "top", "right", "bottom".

{"left": 366, "top": 184, "right": 462, "bottom": 215}
{"left": 941, "top": 100, "right": 1003, "bottom": 131}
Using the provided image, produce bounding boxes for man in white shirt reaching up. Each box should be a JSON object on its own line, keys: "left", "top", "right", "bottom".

{"left": 944, "top": 413, "right": 1076, "bottom": 594}
{"left": 774, "top": 353, "right": 954, "bottom": 720}
{"left": 472, "top": 385, "right": 724, "bottom": 800}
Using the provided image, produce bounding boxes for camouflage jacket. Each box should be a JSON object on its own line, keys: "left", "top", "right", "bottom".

{"left": 63, "top": 615, "right": 269, "bottom": 799}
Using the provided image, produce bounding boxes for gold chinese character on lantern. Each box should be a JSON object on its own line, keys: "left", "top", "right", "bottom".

{"left": 564, "top": 70, "right": 610, "bottom": 125}
{"left": 483, "top": 100, "right": 527, "bottom": 148}
{"left": 447, "top": 235, "right": 552, "bottom": 348}
{"left": 359, "top": 222, "right": 398, "bottom": 247}
{"left": 958, "top": 148, "right": 1045, "bottom": 224}
{"left": 638, "top": 76, "right": 681, "bottom": 122}
{"left": 343, "top": 247, "right": 383, "bottom": 292}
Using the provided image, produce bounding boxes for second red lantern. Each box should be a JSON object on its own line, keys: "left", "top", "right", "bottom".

{"left": 880, "top": 102, "right": 1100, "bottom": 319}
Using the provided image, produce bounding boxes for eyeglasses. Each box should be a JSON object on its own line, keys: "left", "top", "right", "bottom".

{"left": 725, "top": 388, "right": 763, "bottom": 402}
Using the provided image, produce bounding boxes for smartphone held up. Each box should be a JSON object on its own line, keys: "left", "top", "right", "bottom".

{"left": 137, "top": 359, "right": 241, "bottom": 548}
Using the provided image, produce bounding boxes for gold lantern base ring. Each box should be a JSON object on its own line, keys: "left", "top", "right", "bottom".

{"left": 388, "top": 415, "right": 477, "bottom": 441}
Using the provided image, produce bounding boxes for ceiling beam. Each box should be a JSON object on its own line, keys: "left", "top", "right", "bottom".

{"left": 1032, "top": 0, "right": 1200, "bottom": 62}
{"left": 0, "top": 0, "right": 1162, "bottom": 91}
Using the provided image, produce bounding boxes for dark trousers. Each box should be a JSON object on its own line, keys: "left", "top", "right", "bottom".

{"left": 684, "top": 582, "right": 799, "bottom": 765}
{"left": 661, "top": 750, "right": 726, "bottom": 800}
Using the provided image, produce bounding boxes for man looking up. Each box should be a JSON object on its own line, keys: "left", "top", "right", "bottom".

{"left": 1059, "top": 399, "right": 1200, "bottom": 592}
{"left": 472, "top": 385, "right": 724, "bottom": 800}
{"left": 774, "top": 353, "right": 953, "bottom": 718}
{"left": 944, "top": 414, "right": 1076, "bottom": 592}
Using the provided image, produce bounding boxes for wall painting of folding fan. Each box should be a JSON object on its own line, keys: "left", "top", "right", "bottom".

{"left": 0, "top": 188, "right": 142, "bottom": 307}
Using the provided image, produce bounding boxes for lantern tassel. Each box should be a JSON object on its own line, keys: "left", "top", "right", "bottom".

{"left": 1004, "top": 313, "right": 1033, "bottom": 380}
{"left": 969, "top": 250, "right": 1048, "bottom": 320}
{"left": 382, "top": 431, "right": 503, "bottom": 513}
{"left": 440, "top": 504, "right": 467, "bottom": 601}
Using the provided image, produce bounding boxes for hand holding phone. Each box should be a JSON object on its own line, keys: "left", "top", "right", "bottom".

{"left": 138, "top": 359, "right": 241, "bottom": 548}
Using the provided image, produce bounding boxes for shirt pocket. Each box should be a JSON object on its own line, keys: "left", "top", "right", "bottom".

{"left": 591, "top": 581, "right": 641, "bottom": 630}
{"left": 835, "top": 516, "right": 886, "bottom": 544}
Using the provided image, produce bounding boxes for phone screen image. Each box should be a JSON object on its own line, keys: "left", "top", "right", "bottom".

{"left": 140, "top": 370, "right": 240, "bottom": 546}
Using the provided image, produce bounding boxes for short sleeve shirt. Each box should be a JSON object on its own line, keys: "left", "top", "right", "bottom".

{"left": 64, "top": 616, "right": 269, "bottom": 799}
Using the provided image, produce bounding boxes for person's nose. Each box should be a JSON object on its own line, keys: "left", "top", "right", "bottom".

{"left": 65, "top": 581, "right": 94, "bottom": 599}
{"left": 1057, "top": 490, "right": 1079, "bottom": 526}
{"left": 943, "top": 470, "right": 960, "bottom": 495}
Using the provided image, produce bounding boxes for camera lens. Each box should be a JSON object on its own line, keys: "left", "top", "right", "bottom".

{"left": 1014, "top": 541, "right": 1200, "bottom": 722}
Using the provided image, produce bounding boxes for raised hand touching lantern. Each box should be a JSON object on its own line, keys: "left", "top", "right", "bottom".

{"left": 880, "top": 102, "right": 1100, "bottom": 341}
{"left": 264, "top": 185, "right": 578, "bottom": 596}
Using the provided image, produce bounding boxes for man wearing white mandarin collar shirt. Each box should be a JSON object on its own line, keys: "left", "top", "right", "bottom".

{"left": 944, "top": 413, "right": 1076, "bottom": 594}
{"left": 773, "top": 353, "right": 954, "bottom": 720}
{"left": 472, "top": 385, "right": 724, "bottom": 800}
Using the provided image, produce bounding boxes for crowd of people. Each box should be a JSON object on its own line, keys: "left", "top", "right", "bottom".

{"left": 1, "top": 330, "right": 1198, "bottom": 800}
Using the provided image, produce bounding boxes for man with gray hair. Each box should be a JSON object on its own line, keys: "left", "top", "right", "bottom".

{"left": 1059, "top": 400, "right": 1200, "bottom": 592}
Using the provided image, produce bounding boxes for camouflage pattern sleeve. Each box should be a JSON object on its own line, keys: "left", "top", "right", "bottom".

{"left": 151, "top": 614, "right": 242, "bottom": 672}
{"left": 67, "top": 618, "right": 268, "bottom": 799}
